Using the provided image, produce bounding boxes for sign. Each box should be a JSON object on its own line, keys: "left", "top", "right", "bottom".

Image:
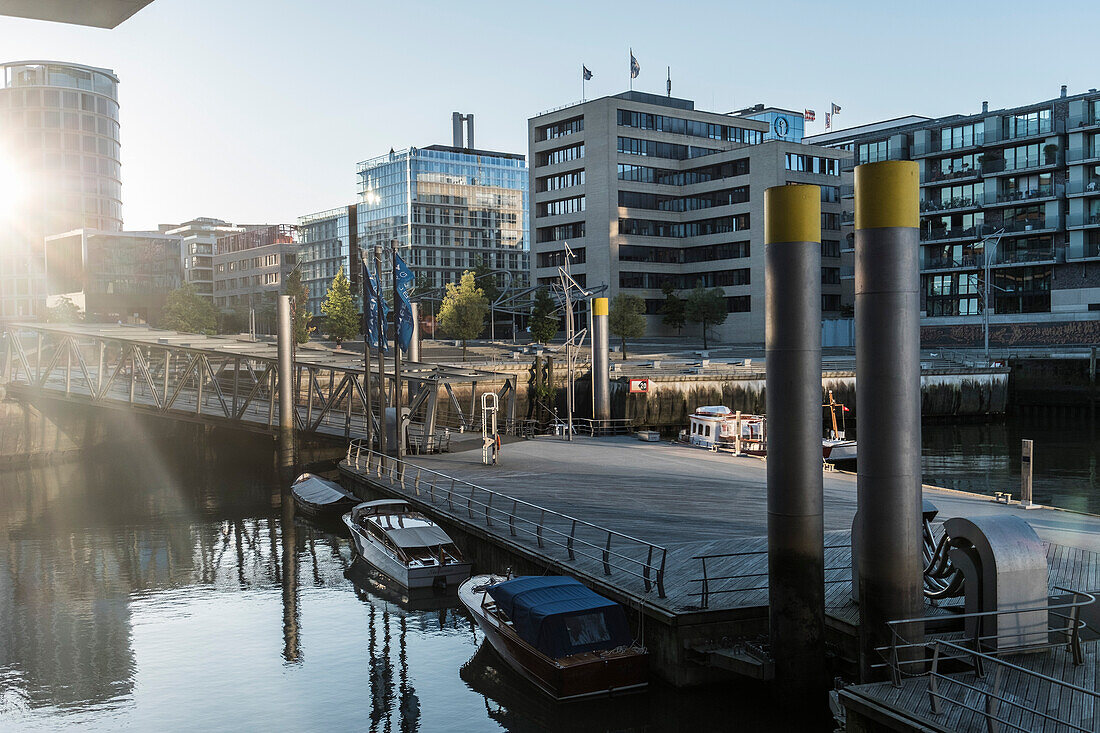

{"left": 629, "top": 378, "right": 650, "bottom": 394}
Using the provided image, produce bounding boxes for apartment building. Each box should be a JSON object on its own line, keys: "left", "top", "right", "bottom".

{"left": 212, "top": 224, "right": 299, "bottom": 310}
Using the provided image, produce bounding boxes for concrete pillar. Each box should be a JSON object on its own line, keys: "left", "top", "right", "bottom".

{"left": 854, "top": 161, "right": 924, "bottom": 680}
{"left": 277, "top": 295, "right": 296, "bottom": 471}
{"left": 408, "top": 302, "right": 421, "bottom": 362}
{"left": 592, "top": 297, "right": 611, "bottom": 421}
{"left": 764, "top": 184, "right": 825, "bottom": 689}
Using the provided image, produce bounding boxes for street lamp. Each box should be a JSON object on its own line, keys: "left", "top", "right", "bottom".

{"left": 980, "top": 228, "right": 1006, "bottom": 362}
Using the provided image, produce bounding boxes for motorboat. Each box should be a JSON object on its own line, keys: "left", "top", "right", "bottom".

{"left": 458, "top": 574, "right": 648, "bottom": 701}
{"left": 291, "top": 473, "right": 358, "bottom": 517}
{"left": 342, "top": 500, "right": 471, "bottom": 590}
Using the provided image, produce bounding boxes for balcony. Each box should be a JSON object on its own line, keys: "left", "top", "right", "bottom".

{"left": 1067, "top": 146, "right": 1100, "bottom": 164}
{"left": 921, "top": 196, "right": 980, "bottom": 214}
{"left": 996, "top": 248, "right": 1056, "bottom": 265}
{"left": 1068, "top": 112, "right": 1100, "bottom": 131}
{"left": 985, "top": 218, "right": 1053, "bottom": 234}
{"left": 982, "top": 119, "right": 1061, "bottom": 145}
{"left": 983, "top": 184, "right": 1062, "bottom": 206}
{"left": 921, "top": 226, "right": 981, "bottom": 242}
{"left": 980, "top": 153, "right": 1061, "bottom": 176}
{"left": 922, "top": 255, "right": 980, "bottom": 271}
{"left": 1067, "top": 178, "right": 1100, "bottom": 196}
{"left": 840, "top": 184, "right": 855, "bottom": 199}
{"left": 913, "top": 131, "right": 984, "bottom": 157}
{"left": 1066, "top": 213, "right": 1100, "bottom": 228}
{"left": 841, "top": 211, "right": 855, "bottom": 225}
{"left": 921, "top": 165, "right": 981, "bottom": 184}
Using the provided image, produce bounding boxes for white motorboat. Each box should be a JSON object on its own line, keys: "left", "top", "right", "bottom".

{"left": 342, "top": 499, "right": 471, "bottom": 590}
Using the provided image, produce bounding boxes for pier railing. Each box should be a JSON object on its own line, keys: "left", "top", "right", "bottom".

{"left": 876, "top": 587, "right": 1095, "bottom": 684}
{"left": 923, "top": 639, "right": 1099, "bottom": 732}
{"left": 689, "top": 544, "right": 852, "bottom": 609}
{"left": 345, "top": 440, "right": 668, "bottom": 598}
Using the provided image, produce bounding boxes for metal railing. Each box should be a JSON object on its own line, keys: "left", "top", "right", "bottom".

{"left": 344, "top": 441, "right": 668, "bottom": 597}
{"left": 572, "top": 418, "right": 636, "bottom": 436}
{"left": 876, "top": 587, "right": 1095, "bottom": 685}
{"left": 689, "top": 544, "right": 852, "bottom": 609}
{"left": 924, "top": 639, "right": 1099, "bottom": 733}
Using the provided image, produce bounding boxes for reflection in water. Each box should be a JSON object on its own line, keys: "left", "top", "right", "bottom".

{"left": 23, "top": 421, "right": 1099, "bottom": 729}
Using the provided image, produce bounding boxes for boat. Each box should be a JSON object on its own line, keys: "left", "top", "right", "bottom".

{"left": 458, "top": 574, "right": 648, "bottom": 701}
{"left": 684, "top": 392, "right": 857, "bottom": 465}
{"left": 342, "top": 499, "right": 471, "bottom": 590}
{"left": 291, "top": 472, "right": 358, "bottom": 516}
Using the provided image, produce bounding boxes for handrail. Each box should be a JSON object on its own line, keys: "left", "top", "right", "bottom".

{"left": 344, "top": 440, "right": 667, "bottom": 598}
{"left": 924, "top": 639, "right": 1100, "bottom": 733}
{"left": 689, "top": 544, "right": 851, "bottom": 609}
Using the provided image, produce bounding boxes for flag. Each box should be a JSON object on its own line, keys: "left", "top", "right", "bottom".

{"left": 842, "top": 405, "right": 851, "bottom": 412}
{"left": 831, "top": 102, "right": 842, "bottom": 115}
{"left": 804, "top": 109, "right": 816, "bottom": 122}
{"left": 362, "top": 261, "right": 379, "bottom": 350}
{"left": 393, "top": 251, "right": 415, "bottom": 352}
{"left": 583, "top": 65, "right": 593, "bottom": 81}
{"left": 364, "top": 263, "right": 388, "bottom": 352}
{"left": 825, "top": 112, "right": 832, "bottom": 131}
{"left": 629, "top": 50, "right": 640, "bottom": 79}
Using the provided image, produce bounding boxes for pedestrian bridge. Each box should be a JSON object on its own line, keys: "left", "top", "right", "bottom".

{"left": 0, "top": 323, "right": 517, "bottom": 444}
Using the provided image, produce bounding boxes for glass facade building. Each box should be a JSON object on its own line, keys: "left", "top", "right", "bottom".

{"left": 0, "top": 60, "right": 123, "bottom": 319}
{"left": 298, "top": 205, "right": 357, "bottom": 316}
{"left": 355, "top": 145, "right": 528, "bottom": 294}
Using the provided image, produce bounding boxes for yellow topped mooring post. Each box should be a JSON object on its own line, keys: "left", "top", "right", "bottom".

{"left": 853, "top": 161, "right": 924, "bottom": 680}
{"left": 764, "top": 184, "right": 825, "bottom": 690}
{"left": 591, "top": 297, "right": 611, "bottom": 422}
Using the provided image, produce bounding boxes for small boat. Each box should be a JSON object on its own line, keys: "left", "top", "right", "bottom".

{"left": 291, "top": 473, "right": 358, "bottom": 516}
{"left": 458, "top": 574, "right": 648, "bottom": 701}
{"left": 342, "top": 500, "right": 471, "bottom": 590}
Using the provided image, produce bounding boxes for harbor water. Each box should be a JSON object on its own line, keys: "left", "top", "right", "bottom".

{"left": 0, "top": 411, "right": 1095, "bottom": 731}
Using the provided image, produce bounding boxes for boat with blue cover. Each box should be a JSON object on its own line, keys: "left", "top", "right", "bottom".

{"left": 291, "top": 473, "right": 358, "bottom": 517}
{"left": 458, "top": 574, "right": 648, "bottom": 701}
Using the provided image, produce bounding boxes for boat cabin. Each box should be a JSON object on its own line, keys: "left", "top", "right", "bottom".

{"left": 349, "top": 500, "right": 460, "bottom": 567}
{"left": 688, "top": 406, "right": 766, "bottom": 451}
{"left": 485, "top": 576, "right": 633, "bottom": 659}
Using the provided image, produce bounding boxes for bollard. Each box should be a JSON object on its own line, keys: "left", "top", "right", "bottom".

{"left": 276, "top": 295, "right": 296, "bottom": 473}
{"left": 854, "top": 161, "right": 925, "bottom": 680}
{"left": 592, "top": 297, "right": 611, "bottom": 421}
{"left": 764, "top": 183, "right": 825, "bottom": 690}
{"left": 1020, "top": 439, "right": 1038, "bottom": 509}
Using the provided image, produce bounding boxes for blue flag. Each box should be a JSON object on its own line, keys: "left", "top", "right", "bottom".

{"left": 393, "top": 251, "right": 415, "bottom": 353}
{"left": 363, "top": 263, "right": 387, "bottom": 352}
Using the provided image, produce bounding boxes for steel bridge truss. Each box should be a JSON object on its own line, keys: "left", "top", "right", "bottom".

{"left": 1, "top": 323, "right": 517, "bottom": 442}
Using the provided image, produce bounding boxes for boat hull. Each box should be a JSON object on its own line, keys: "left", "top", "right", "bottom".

{"left": 342, "top": 514, "right": 471, "bottom": 590}
{"left": 458, "top": 575, "right": 648, "bottom": 702}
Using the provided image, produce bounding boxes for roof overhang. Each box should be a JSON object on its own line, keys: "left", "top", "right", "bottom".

{"left": 0, "top": 0, "right": 156, "bottom": 28}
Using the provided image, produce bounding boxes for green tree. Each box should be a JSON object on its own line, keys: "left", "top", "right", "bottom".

{"left": 45, "top": 295, "right": 82, "bottom": 323}
{"left": 283, "top": 267, "right": 313, "bottom": 344}
{"left": 321, "top": 267, "right": 359, "bottom": 347}
{"left": 438, "top": 270, "right": 488, "bottom": 360}
{"left": 160, "top": 283, "right": 217, "bottom": 334}
{"left": 529, "top": 288, "right": 558, "bottom": 344}
{"left": 659, "top": 282, "right": 685, "bottom": 334}
{"left": 608, "top": 293, "right": 646, "bottom": 360}
{"left": 685, "top": 285, "right": 728, "bottom": 350}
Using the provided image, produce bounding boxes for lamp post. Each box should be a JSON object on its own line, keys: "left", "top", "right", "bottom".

{"left": 981, "top": 229, "right": 1005, "bottom": 363}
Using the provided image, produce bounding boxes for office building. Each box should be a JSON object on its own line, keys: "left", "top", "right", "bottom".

{"left": 354, "top": 117, "right": 528, "bottom": 297}
{"left": 212, "top": 224, "right": 299, "bottom": 310}
{"left": 806, "top": 87, "right": 1100, "bottom": 346}
{"left": 44, "top": 228, "right": 182, "bottom": 323}
{"left": 0, "top": 61, "right": 122, "bottom": 320}
{"left": 161, "top": 218, "right": 242, "bottom": 300}
{"left": 298, "top": 205, "right": 358, "bottom": 316}
{"left": 528, "top": 91, "right": 849, "bottom": 344}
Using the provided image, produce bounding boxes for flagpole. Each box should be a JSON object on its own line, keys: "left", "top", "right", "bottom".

{"left": 581, "top": 65, "right": 585, "bottom": 102}
{"left": 390, "top": 239, "right": 405, "bottom": 459}
{"left": 361, "top": 250, "right": 374, "bottom": 449}
{"left": 629, "top": 49, "right": 632, "bottom": 91}
{"left": 373, "top": 245, "right": 388, "bottom": 458}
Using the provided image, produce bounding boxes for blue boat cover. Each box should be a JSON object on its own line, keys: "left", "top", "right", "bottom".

{"left": 486, "top": 576, "right": 632, "bottom": 659}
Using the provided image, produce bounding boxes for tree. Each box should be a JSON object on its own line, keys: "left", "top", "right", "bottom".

{"left": 160, "top": 283, "right": 217, "bottom": 334}
{"left": 685, "top": 286, "right": 728, "bottom": 350}
{"left": 659, "top": 282, "right": 685, "bottom": 334}
{"left": 608, "top": 293, "right": 646, "bottom": 360}
{"left": 438, "top": 270, "right": 488, "bottom": 360}
{"left": 45, "top": 295, "right": 82, "bottom": 323}
{"left": 321, "top": 267, "right": 359, "bottom": 347}
{"left": 283, "top": 267, "right": 313, "bottom": 345}
{"left": 529, "top": 288, "right": 559, "bottom": 344}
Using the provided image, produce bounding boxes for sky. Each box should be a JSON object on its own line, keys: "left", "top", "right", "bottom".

{"left": 1, "top": 0, "right": 1098, "bottom": 230}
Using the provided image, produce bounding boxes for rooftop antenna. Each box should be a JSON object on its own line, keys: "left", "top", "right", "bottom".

{"left": 667, "top": 66, "right": 671, "bottom": 97}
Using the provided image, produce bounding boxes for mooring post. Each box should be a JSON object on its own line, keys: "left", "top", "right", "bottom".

{"left": 1020, "top": 438, "right": 1037, "bottom": 509}
{"left": 592, "top": 297, "right": 611, "bottom": 422}
{"left": 764, "top": 184, "right": 825, "bottom": 690}
{"left": 408, "top": 302, "right": 421, "bottom": 363}
{"left": 277, "top": 294, "right": 297, "bottom": 473}
{"left": 854, "top": 161, "right": 925, "bottom": 680}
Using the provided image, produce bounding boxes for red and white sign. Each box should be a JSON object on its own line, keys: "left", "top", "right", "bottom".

{"left": 629, "top": 378, "right": 650, "bottom": 394}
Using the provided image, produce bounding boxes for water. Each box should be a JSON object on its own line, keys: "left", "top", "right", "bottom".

{"left": 0, "top": 437, "right": 826, "bottom": 732}
{"left": 921, "top": 411, "right": 1100, "bottom": 514}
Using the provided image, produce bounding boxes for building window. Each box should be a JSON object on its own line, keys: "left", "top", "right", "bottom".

{"left": 616, "top": 109, "right": 762, "bottom": 145}
{"left": 538, "top": 116, "right": 584, "bottom": 141}
{"left": 536, "top": 195, "right": 585, "bottom": 218}
{"left": 617, "top": 158, "right": 749, "bottom": 185}
{"left": 822, "top": 267, "right": 840, "bottom": 285}
{"left": 786, "top": 153, "right": 840, "bottom": 175}
{"left": 727, "top": 295, "right": 751, "bottom": 313}
{"left": 940, "top": 123, "right": 982, "bottom": 151}
{"left": 536, "top": 221, "right": 585, "bottom": 243}
{"left": 619, "top": 214, "right": 750, "bottom": 238}
{"left": 536, "top": 169, "right": 585, "bottom": 192}
{"left": 857, "top": 140, "right": 889, "bottom": 164}
{"left": 537, "top": 248, "right": 586, "bottom": 268}
{"left": 538, "top": 143, "right": 584, "bottom": 166}
{"left": 822, "top": 294, "right": 841, "bottom": 312}
{"left": 618, "top": 186, "right": 749, "bottom": 212}
{"left": 821, "top": 240, "right": 840, "bottom": 258}
{"left": 1003, "top": 109, "right": 1051, "bottom": 140}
